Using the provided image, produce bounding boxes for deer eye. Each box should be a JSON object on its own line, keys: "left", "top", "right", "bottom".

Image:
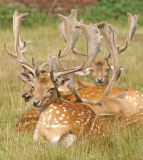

{"left": 106, "top": 67, "right": 110, "bottom": 71}
{"left": 49, "top": 87, "right": 55, "bottom": 92}
{"left": 31, "top": 85, "right": 34, "bottom": 89}
{"left": 95, "top": 102, "right": 102, "bottom": 107}
{"left": 90, "top": 69, "right": 94, "bottom": 72}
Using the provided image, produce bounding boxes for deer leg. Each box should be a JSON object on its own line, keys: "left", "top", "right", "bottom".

{"left": 60, "top": 133, "right": 76, "bottom": 148}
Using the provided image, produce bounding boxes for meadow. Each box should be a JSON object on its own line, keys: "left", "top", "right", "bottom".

{"left": 0, "top": 20, "right": 143, "bottom": 159}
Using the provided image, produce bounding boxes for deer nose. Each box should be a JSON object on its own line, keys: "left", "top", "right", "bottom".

{"left": 96, "top": 77, "right": 104, "bottom": 83}
{"left": 32, "top": 100, "right": 41, "bottom": 107}
{"left": 22, "top": 92, "right": 28, "bottom": 97}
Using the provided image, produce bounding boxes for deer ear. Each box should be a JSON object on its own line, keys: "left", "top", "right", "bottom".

{"left": 74, "top": 68, "right": 91, "bottom": 76}
{"left": 113, "top": 91, "right": 128, "bottom": 99}
{"left": 120, "top": 65, "right": 127, "bottom": 71}
{"left": 18, "top": 72, "right": 34, "bottom": 84}
{"left": 110, "top": 65, "right": 127, "bottom": 72}
{"left": 56, "top": 77, "right": 72, "bottom": 88}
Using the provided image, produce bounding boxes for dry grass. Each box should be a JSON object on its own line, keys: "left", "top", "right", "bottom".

{"left": 0, "top": 23, "right": 143, "bottom": 160}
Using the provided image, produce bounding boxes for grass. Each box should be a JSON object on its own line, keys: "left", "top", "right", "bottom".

{"left": 0, "top": 21, "right": 143, "bottom": 159}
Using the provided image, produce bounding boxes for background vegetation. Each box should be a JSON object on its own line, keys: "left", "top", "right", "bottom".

{"left": 0, "top": 0, "right": 143, "bottom": 28}
{"left": 0, "top": 0, "right": 143, "bottom": 159}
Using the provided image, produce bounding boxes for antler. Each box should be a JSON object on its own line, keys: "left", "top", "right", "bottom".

{"left": 119, "top": 12, "right": 138, "bottom": 53}
{"left": 97, "top": 22, "right": 121, "bottom": 97}
{"left": 13, "top": 10, "right": 31, "bottom": 54}
{"left": 55, "top": 23, "right": 102, "bottom": 78}
{"left": 76, "top": 23, "right": 102, "bottom": 69}
{"left": 104, "top": 13, "right": 138, "bottom": 60}
{"left": 4, "top": 10, "right": 35, "bottom": 75}
{"left": 49, "top": 23, "right": 102, "bottom": 103}
{"left": 57, "top": 9, "right": 83, "bottom": 58}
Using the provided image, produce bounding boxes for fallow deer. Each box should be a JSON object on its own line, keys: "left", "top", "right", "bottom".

{"left": 29, "top": 21, "right": 142, "bottom": 146}
{"left": 9, "top": 15, "right": 110, "bottom": 147}
{"left": 5, "top": 10, "right": 96, "bottom": 133}
{"left": 13, "top": 10, "right": 142, "bottom": 133}
{"left": 57, "top": 10, "right": 142, "bottom": 118}
{"left": 70, "top": 12, "right": 138, "bottom": 86}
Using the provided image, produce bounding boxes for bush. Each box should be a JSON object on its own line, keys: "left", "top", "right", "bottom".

{"left": 0, "top": 0, "right": 143, "bottom": 29}
{"left": 78, "top": 0, "right": 143, "bottom": 24}
{"left": 0, "top": 4, "right": 57, "bottom": 29}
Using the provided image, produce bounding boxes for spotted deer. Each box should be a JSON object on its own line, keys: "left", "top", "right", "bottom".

{"left": 57, "top": 10, "right": 142, "bottom": 117}
{"left": 71, "top": 13, "right": 138, "bottom": 86}
{"left": 7, "top": 10, "right": 142, "bottom": 133}
{"left": 5, "top": 10, "right": 95, "bottom": 133}
{"left": 120, "top": 108, "right": 143, "bottom": 128}
{"left": 5, "top": 10, "right": 110, "bottom": 145}
{"left": 29, "top": 21, "right": 142, "bottom": 146}
{"left": 5, "top": 9, "right": 95, "bottom": 106}
{"left": 11, "top": 15, "right": 110, "bottom": 146}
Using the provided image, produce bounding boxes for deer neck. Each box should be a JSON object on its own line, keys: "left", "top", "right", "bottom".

{"left": 38, "top": 90, "right": 61, "bottom": 116}
{"left": 38, "top": 106, "right": 48, "bottom": 116}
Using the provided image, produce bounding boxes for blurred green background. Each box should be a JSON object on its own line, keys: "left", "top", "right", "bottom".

{"left": 0, "top": 0, "right": 142, "bottom": 28}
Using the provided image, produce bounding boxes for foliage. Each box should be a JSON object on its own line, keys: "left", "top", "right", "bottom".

{"left": 79, "top": 0, "right": 143, "bottom": 24}
{"left": 0, "top": 4, "right": 57, "bottom": 29}
{"left": 0, "top": 0, "right": 143, "bottom": 29}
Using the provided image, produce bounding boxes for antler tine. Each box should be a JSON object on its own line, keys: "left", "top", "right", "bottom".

{"left": 59, "top": 22, "right": 67, "bottom": 43}
{"left": 72, "top": 48, "right": 88, "bottom": 57}
{"left": 97, "top": 22, "right": 121, "bottom": 97}
{"left": 38, "top": 56, "right": 50, "bottom": 71}
{"left": 127, "top": 13, "right": 138, "bottom": 41}
{"left": 13, "top": 10, "right": 30, "bottom": 55}
{"left": 59, "top": 20, "right": 86, "bottom": 58}
{"left": 119, "top": 12, "right": 138, "bottom": 54}
{"left": 76, "top": 23, "right": 102, "bottom": 70}
{"left": 57, "top": 9, "right": 82, "bottom": 58}
{"left": 53, "top": 62, "right": 84, "bottom": 80}
{"left": 51, "top": 23, "right": 102, "bottom": 103}
{"left": 5, "top": 10, "right": 35, "bottom": 75}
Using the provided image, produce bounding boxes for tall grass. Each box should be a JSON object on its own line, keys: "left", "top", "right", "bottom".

{"left": 0, "top": 22, "right": 143, "bottom": 159}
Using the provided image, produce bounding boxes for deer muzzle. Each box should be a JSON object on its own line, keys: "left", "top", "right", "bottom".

{"left": 32, "top": 100, "right": 41, "bottom": 107}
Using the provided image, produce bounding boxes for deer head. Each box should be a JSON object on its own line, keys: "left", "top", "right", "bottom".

{"left": 5, "top": 10, "right": 50, "bottom": 104}
{"left": 74, "top": 13, "right": 137, "bottom": 86}
{"left": 31, "top": 21, "right": 103, "bottom": 110}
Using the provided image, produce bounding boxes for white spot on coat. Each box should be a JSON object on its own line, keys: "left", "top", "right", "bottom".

{"left": 47, "top": 115, "right": 52, "bottom": 121}
{"left": 56, "top": 110, "right": 60, "bottom": 114}
{"left": 62, "top": 114, "right": 65, "bottom": 117}
{"left": 59, "top": 117, "right": 63, "bottom": 120}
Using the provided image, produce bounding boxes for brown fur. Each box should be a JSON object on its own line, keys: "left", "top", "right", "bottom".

{"left": 16, "top": 107, "right": 39, "bottom": 132}
{"left": 17, "top": 86, "right": 143, "bottom": 133}
{"left": 34, "top": 102, "right": 108, "bottom": 144}
{"left": 91, "top": 59, "right": 110, "bottom": 86}
{"left": 31, "top": 75, "right": 108, "bottom": 146}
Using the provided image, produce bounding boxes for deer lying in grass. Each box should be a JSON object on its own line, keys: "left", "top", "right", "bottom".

{"left": 89, "top": 12, "right": 137, "bottom": 86}
{"left": 59, "top": 11, "right": 138, "bottom": 86}
{"left": 8, "top": 11, "right": 142, "bottom": 147}
{"left": 29, "top": 22, "right": 142, "bottom": 146}
{"left": 5, "top": 10, "right": 142, "bottom": 133}
{"left": 6, "top": 12, "right": 111, "bottom": 147}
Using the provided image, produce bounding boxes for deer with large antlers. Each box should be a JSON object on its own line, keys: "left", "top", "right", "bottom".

{"left": 67, "top": 12, "right": 138, "bottom": 86}
{"left": 5, "top": 10, "right": 96, "bottom": 133}
{"left": 19, "top": 21, "right": 110, "bottom": 146}
{"left": 29, "top": 20, "right": 142, "bottom": 146}
{"left": 57, "top": 10, "right": 142, "bottom": 117}
{"left": 9, "top": 10, "right": 142, "bottom": 133}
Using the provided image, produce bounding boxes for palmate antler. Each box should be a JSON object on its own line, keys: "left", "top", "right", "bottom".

{"left": 48, "top": 23, "right": 102, "bottom": 103}
{"left": 4, "top": 10, "right": 35, "bottom": 74}
{"left": 5, "top": 10, "right": 50, "bottom": 76}
{"left": 97, "top": 22, "right": 121, "bottom": 97}
{"left": 104, "top": 12, "right": 138, "bottom": 61}
{"left": 57, "top": 9, "right": 83, "bottom": 58}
